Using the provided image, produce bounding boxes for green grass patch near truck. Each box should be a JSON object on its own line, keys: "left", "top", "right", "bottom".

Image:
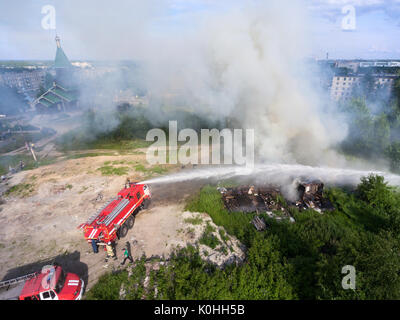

{"left": 97, "top": 165, "right": 130, "bottom": 176}
{"left": 4, "top": 183, "right": 35, "bottom": 198}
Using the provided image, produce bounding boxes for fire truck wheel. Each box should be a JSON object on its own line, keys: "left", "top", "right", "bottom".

{"left": 142, "top": 199, "right": 150, "bottom": 209}
{"left": 127, "top": 216, "right": 135, "bottom": 229}
{"left": 119, "top": 225, "right": 128, "bottom": 238}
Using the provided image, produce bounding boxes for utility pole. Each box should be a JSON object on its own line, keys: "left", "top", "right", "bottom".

{"left": 25, "top": 141, "right": 37, "bottom": 162}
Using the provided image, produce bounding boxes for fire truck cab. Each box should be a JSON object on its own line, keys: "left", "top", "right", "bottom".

{"left": 0, "top": 265, "right": 84, "bottom": 300}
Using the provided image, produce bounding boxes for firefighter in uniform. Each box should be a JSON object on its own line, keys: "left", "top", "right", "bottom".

{"left": 105, "top": 241, "right": 117, "bottom": 262}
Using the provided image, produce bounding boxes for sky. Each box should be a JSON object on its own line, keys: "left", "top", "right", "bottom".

{"left": 0, "top": 0, "right": 400, "bottom": 60}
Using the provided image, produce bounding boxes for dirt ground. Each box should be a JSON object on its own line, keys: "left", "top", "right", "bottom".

{"left": 0, "top": 151, "right": 243, "bottom": 292}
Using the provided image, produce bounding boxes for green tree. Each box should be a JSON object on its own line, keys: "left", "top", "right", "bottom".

{"left": 340, "top": 98, "right": 374, "bottom": 157}
{"left": 356, "top": 175, "right": 398, "bottom": 215}
{"left": 361, "top": 71, "right": 376, "bottom": 101}
{"left": 393, "top": 70, "right": 400, "bottom": 109}
{"left": 373, "top": 113, "right": 390, "bottom": 153}
{"left": 385, "top": 142, "right": 400, "bottom": 173}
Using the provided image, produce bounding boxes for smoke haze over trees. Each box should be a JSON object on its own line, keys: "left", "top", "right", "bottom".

{"left": 3, "top": 0, "right": 400, "bottom": 176}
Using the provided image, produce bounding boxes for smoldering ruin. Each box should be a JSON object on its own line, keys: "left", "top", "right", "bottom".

{"left": 218, "top": 178, "right": 334, "bottom": 230}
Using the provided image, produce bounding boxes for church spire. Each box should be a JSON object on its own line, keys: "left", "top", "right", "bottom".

{"left": 54, "top": 35, "right": 71, "bottom": 69}
{"left": 55, "top": 35, "right": 61, "bottom": 48}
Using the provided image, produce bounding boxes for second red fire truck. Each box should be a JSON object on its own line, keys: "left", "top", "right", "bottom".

{"left": 78, "top": 182, "right": 151, "bottom": 253}
{"left": 0, "top": 265, "right": 84, "bottom": 300}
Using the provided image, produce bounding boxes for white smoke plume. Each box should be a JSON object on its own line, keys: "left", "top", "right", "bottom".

{"left": 21, "top": 1, "right": 388, "bottom": 171}
{"left": 140, "top": 1, "right": 350, "bottom": 167}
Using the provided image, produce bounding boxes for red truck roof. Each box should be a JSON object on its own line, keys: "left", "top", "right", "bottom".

{"left": 0, "top": 266, "right": 84, "bottom": 300}
{"left": 80, "top": 183, "right": 150, "bottom": 243}
{"left": 19, "top": 266, "right": 60, "bottom": 298}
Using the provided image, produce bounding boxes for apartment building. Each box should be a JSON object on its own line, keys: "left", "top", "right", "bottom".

{"left": 0, "top": 69, "right": 46, "bottom": 93}
{"left": 330, "top": 76, "right": 360, "bottom": 101}
{"left": 330, "top": 75, "right": 397, "bottom": 101}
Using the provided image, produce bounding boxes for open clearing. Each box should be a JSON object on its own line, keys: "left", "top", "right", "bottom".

{"left": 0, "top": 150, "right": 243, "bottom": 291}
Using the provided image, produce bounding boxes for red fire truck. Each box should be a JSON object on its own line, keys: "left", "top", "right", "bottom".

{"left": 78, "top": 182, "right": 151, "bottom": 251}
{"left": 0, "top": 265, "right": 84, "bottom": 300}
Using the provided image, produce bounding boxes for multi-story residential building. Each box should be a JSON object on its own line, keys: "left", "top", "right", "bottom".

{"left": 0, "top": 69, "right": 46, "bottom": 94}
{"left": 330, "top": 74, "right": 398, "bottom": 102}
{"left": 330, "top": 76, "right": 361, "bottom": 101}
{"left": 375, "top": 75, "right": 397, "bottom": 87}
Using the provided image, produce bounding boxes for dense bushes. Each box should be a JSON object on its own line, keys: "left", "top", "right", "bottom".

{"left": 147, "top": 241, "right": 295, "bottom": 300}
{"left": 85, "top": 270, "right": 129, "bottom": 300}
{"left": 87, "top": 174, "right": 400, "bottom": 300}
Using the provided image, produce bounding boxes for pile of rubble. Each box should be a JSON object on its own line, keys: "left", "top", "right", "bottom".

{"left": 218, "top": 179, "right": 334, "bottom": 228}
{"left": 294, "top": 180, "right": 334, "bottom": 213}
{"left": 218, "top": 185, "right": 283, "bottom": 213}
{"left": 251, "top": 216, "right": 267, "bottom": 231}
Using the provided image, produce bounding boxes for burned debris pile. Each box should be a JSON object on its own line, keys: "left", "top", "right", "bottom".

{"left": 218, "top": 179, "right": 334, "bottom": 229}
{"left": 295, "top": 180, "right": 334, "bottom": 213}
{"left": 251, "top": 216, "right": 267, "bottom": 231}
{"left": 218, "top": 185, "right": 283, "bottom": 213}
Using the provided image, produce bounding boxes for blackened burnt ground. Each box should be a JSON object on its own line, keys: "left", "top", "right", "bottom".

{"left": 218, "top": 179, "right": 334, "bottom": 217}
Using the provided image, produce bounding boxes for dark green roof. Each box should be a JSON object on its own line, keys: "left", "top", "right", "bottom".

{"left": 54, "top": 47, "right": 72, "bottom": 69}
{"left": 34, "top": 83, "right": 77, "bottom": 109}
{"left": 38, "top": 99, "right": 52, "bottom": 107}
{"left": 52, "top": 87, "right": 75, "bottom": 101}
{"left": 42, "top": 92, "right": 62, "bottom": 104}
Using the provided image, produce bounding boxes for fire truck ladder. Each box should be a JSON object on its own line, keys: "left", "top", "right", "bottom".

{"left": 86, "top": 198, "right": 117, "bottom": 225}
{"left": 102, "top": 198, "right": 130, "bottom": 226}
{"left": 0, "top": 272, "right": 37, "bottom": 288}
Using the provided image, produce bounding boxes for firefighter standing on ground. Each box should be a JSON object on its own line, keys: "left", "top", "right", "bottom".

{"left": 105, "top": 241, "right": 117, "bottom": 262}
{"left": 121, "top": 241, "right": 133, "bottom": 265}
